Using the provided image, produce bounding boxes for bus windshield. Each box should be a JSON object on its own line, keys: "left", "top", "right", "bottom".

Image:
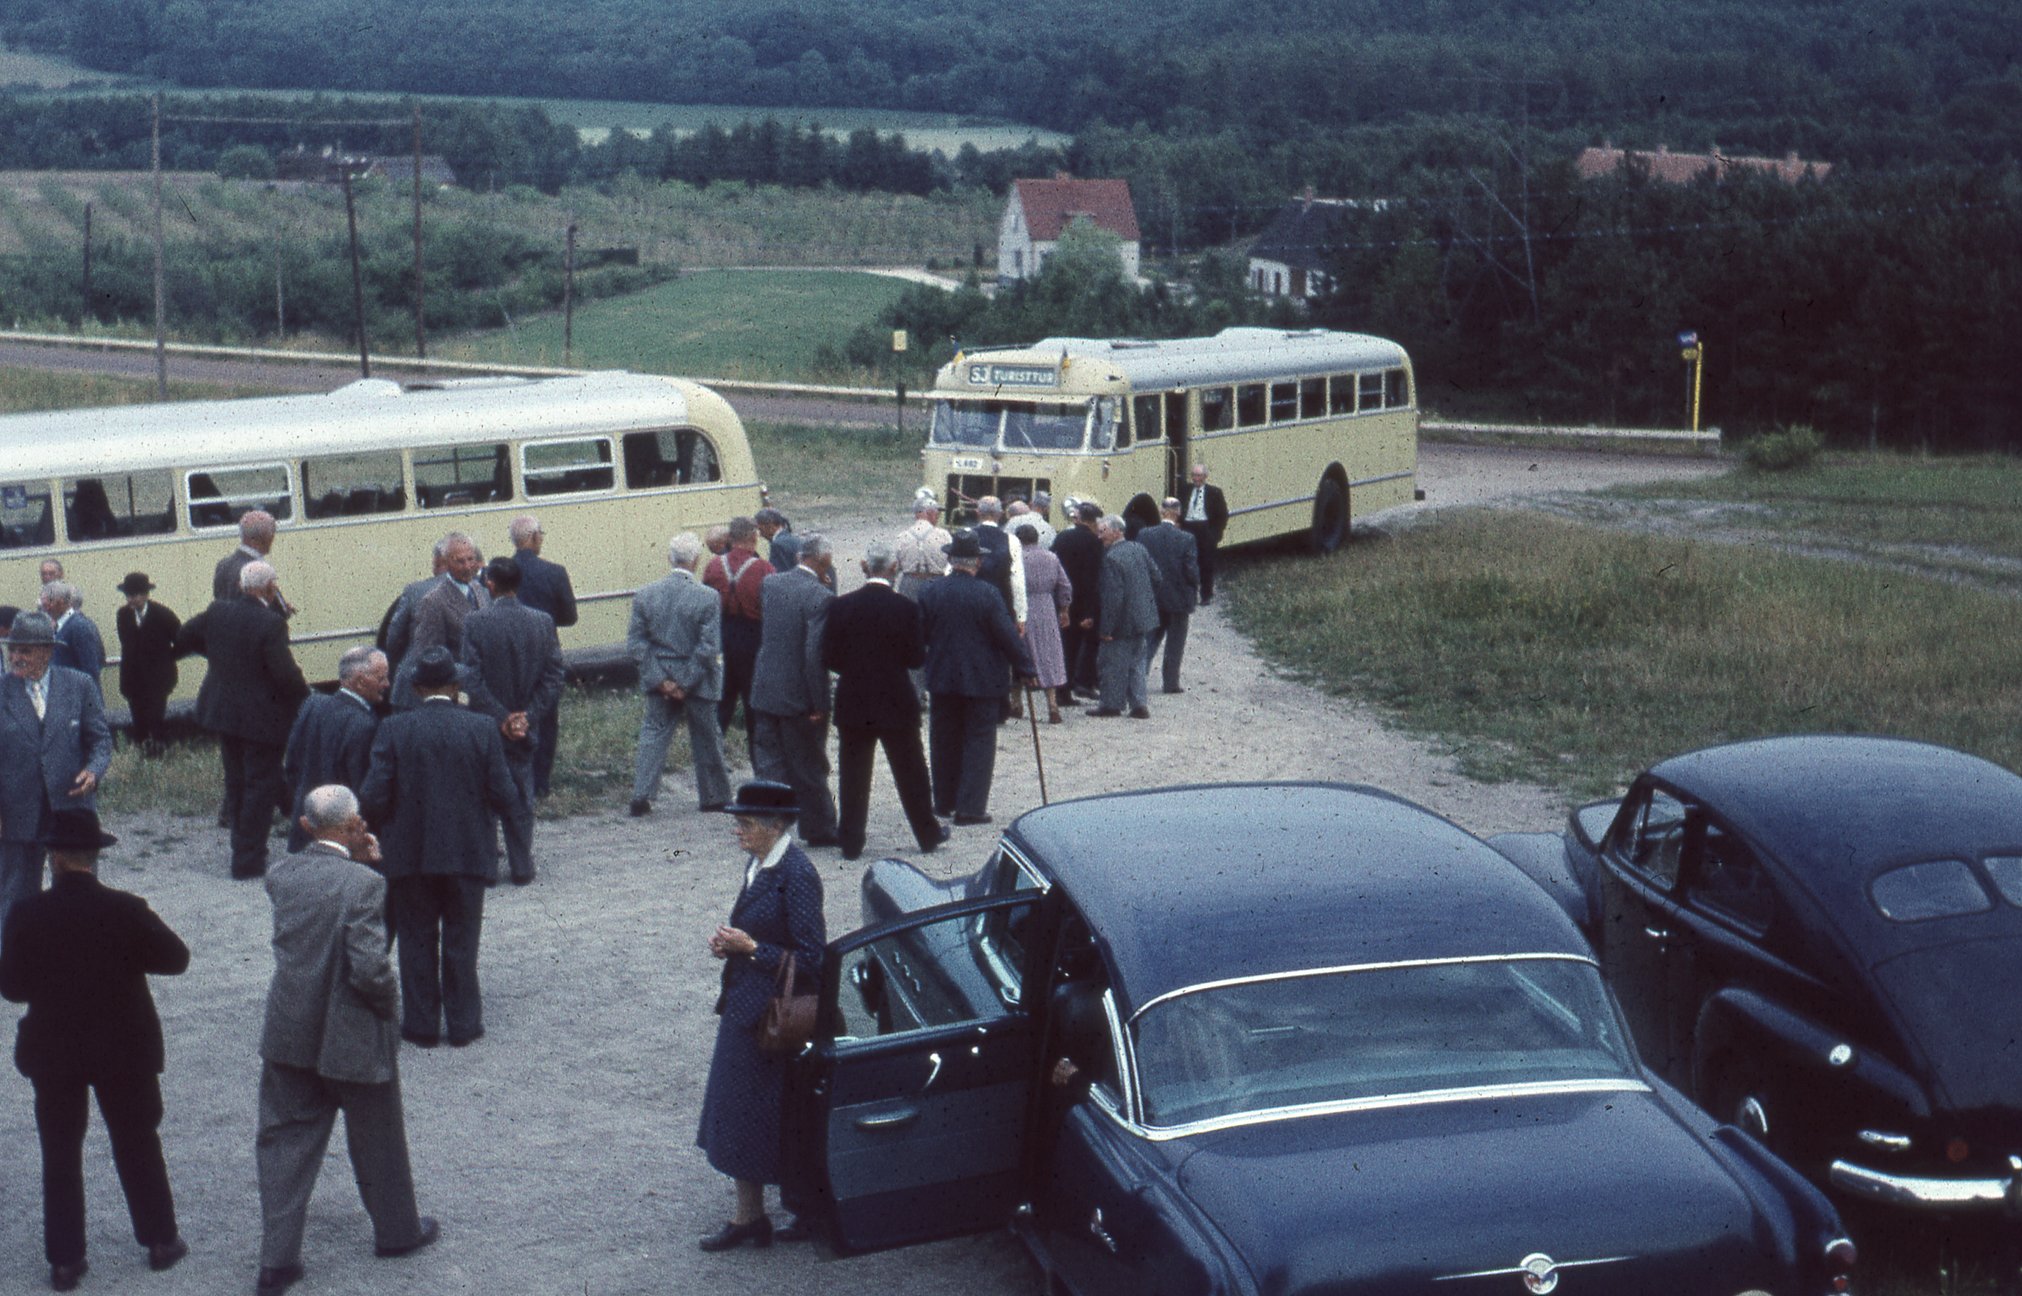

{"left": 931, "top": 400, "right": 1091, "bottom": 452}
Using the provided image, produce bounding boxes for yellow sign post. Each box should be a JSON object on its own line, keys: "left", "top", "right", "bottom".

{"left": 1677, "top": 331, "right": 1705, "bottom": 433}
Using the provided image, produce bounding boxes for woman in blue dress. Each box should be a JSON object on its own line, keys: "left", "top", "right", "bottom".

{"left": 695, "top": 780, "right": 826, "bottom": 1251}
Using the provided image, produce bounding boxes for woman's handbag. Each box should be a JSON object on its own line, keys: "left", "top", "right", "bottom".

{"left": 755, "top": 951, "right": 819, "bottom": 1055}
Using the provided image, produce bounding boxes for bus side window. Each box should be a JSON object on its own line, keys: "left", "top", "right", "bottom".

{"left": 64, "top": 471, "right": 175, "bottom": 540}
{"left": 1200, "top": 387, "right": 1233, "bottom": 432}
{"left": 1329, "top": 374, "right": 1355, "bottom": 415}
{"left": 1131, "top": 394, "right": 1161, "bottom": 444}
{"left": 1385, "top": 369, "right": 1411, "bottom": 409}
{"left": 301, "top": 451, "right": 406, "bottom": 520}
{"left": 523, "top": 438, "right": 615, "bottom": 497}
{"left": 1165, "top": 391, "right": 1187, "bottom": 443}
{"left": 0, "top": 480, "right": 55, "bottom": 549}
{"left": 1300, "top": 377, "right": 1326, "bottom": 419}
{"left": 186, "top": 465, "right": 292, "bottom": 530}
{"left": 1236, "top": 383, "right": 1268, "bottom": 428}
{"left": 623, "top": 428, "right": 721, "bottom": 488}
{"left": 415, "top": 443, "right": 514, "bottom": 509}
{"left": 1101, "top": 397, "right": 1126, "bottom": 450}
{"left": 1269, "top": 381, "right": 1299, "bottom": 423}
{"left": 1359, "top": 372, "right": 1384, "bottom": 411}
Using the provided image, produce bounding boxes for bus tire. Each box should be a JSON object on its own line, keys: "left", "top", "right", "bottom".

{"left": 1310, "top": 477, "right": 1348, "bottom": 554}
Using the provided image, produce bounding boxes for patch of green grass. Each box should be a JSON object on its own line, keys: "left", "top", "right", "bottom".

{"left": 1223, "top": 510, "right": 2022, "bottom": 797}
{"left": 539, "top": 681, "right": 748, "bottom": 819}
{"left": 0, "top": 368, "right": 264, "bottom": 413}
{"left": 98, "top": 737, "right": 222, "bottom": 819}
{"left": 746, "top": 419, "right": 920, "bottom": 509}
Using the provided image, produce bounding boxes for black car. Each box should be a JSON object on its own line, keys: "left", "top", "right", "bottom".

{"left": 1492, "top": 735, "right": 2022, "bottom": 1217}
{"left": 784, "top": 782, "right": 1855, "bottom": 1295}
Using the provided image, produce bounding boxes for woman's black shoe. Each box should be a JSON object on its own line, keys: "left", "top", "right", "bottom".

{"left": 698, "top": 1216, "right": 772, "bottom": 1252}
{"left": 775, "top": 1216, "right": 815, "bottom": 1243}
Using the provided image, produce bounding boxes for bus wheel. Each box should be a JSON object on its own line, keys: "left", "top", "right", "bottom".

{"left": 1310, "top": 478, "right": 1348, "bottom": 554}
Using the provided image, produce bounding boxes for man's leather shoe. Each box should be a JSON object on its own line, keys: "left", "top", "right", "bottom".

{"left": 699, "top": 802, "right": 726, "bottom": 813}
{"left": 1090, "top": 708, "right": 1122, "bottom": 717}
{"left": 775, "top": 1216, "right": 816, "bottom": 1243}
{"left": 49, "top": 1259, "right": 87, "bottom": 1292}
{"left": 1129, "top": 707, "right": 1152, "bottom": 719}
{"left": 148, "top": 1237, "right": 189, "bottom": 1271}
{"left": 841, "top": 847, "right": 863, "bottom": 861}
{"left": 400, "top": 1029, "right": 438, "bottom": 1049}
{"left": 375, "top": 1216, "right": 440, "bottom": 1258}
{"left": 1163, "top": 685, "right": 1185, "bottom": 694}
{"left": 509, "top": 874, "right": 534, "bottom": 886}
{"left": 953, "top": 812, "right": 992, "bottom": 826}
{"left": 448, "top": 1028, "right": 484, "bottom": 1048}
{"left": 698, "top": 1215, "right": 772, "bottom": 1252}
{"left": 629, "top": 798, "right": 652, "bottom": 816}
{"left": 255, "top": 1263, "right": 303, "bottom": 1294}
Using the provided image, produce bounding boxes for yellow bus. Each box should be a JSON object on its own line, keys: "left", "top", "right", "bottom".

{"left": 0, "top": 371, "right": 763, "bottom": 688}
{"left": 925, "top": 326, "right": 1417, "bottom": 549}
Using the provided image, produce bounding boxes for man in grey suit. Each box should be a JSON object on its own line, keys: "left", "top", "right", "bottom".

{"left": 0, "top": 612, "right": 113, "bottom": 956}
{"left": 1091, "top": 515, "right": 1163, "bottom": 719}
{"left": 627, "top": 533, "right": 732, "bottom": 817}
{"left": 1136, "top": 499, "right": 1202, "bottom": 695}
{"left": 255, "top": 785, "right": 438, "bottom": 1295}
{"left": 360, "top": 649, "right": 518, "bottom": 1048}
{"left": 390, "top": 533, "right": 486, "bottom": 710}
{"left": 458, "top": 558, "right": 564, "bottom": 885}
{"left": 748, "top": 533, "right": 839, "bottom": 846}
{"left": 281, "top": 647, "right": 388, "bottom": 853}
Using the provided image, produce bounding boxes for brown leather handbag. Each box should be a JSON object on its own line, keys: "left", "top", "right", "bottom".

{"left": 755, "top": 952, "right": 818, "bottom": 1055}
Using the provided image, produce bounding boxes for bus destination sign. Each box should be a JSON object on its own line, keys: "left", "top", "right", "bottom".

{"left": 967, "top": 363, "right": 1058, "bottom": 388}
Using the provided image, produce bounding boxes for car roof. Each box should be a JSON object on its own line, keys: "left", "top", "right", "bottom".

{"left": 1004, "top": 782, "right": 1591, "bottom": 1014}
{"left": 1647, "top": 735, "right": 2022, "bottom": 955}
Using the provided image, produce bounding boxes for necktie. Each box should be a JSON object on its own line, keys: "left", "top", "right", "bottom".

{"left": 1193, "top": 486, "right": 1204, "bottom": 514}
{"left": 466, "top": 585, "right": 480, "bottom": 610}
{"left": 28, "top": 678, "right": 46, "bottom": 721}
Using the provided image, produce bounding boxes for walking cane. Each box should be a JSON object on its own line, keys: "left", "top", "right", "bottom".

{"left": 1023, "top": 682, "right": 1049, "bottom": 805}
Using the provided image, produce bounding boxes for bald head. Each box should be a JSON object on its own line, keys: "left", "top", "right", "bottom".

{"left": 240, "top": 510, "right": 277, "bottom": 552}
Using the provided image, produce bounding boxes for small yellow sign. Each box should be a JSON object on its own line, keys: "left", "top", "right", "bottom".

{"left": 893, "top": 330, "right": 909, "bottom": 353}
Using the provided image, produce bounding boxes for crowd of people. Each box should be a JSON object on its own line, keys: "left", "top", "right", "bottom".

{"left": 0, "top": 466, "right": 1235, "bottom": 1285}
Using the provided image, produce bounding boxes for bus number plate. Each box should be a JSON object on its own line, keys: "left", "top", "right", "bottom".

{"left": 951, "top": 457, "right": 985, "bottom": 471}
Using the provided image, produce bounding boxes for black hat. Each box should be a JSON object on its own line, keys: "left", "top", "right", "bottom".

{"left": 941, "top": 529, "right": 984, "bottom": 560}
{"left": 6, "top": 611, "right": 56, "bottom": 646}
{"left": 722, "top": 780, "right": 798, "bottom": 819}
{"left": 117, "top": 572, "right": 155, "bottom": 596}
{"left": 43, "top": 808, "right": 117, "bottom": 850}
{"left": 411, "top": 646, "right": 458, "bottom": 689}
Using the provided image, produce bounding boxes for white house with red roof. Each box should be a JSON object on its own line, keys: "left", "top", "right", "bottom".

{"left": 997, "top": 175, "right": 1141, "bottom": 282}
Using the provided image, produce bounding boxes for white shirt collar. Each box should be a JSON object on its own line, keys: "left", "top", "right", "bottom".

{"left": 53, "top": 609, "right": 74, "bottom": 630}
{"left": 744, "top": 830, "right": 795, "bottom": 889}
{"left": 338, "top": 687, "right": 373, "bottom": 711}
{"left": 239, "top": 543, "right": 262, "bottom": 558}
{"left": 308, "top": 839, "right": 353, "bottom": 859}
{"left": 865, "top": 577, "right": 892, "bottom": 588}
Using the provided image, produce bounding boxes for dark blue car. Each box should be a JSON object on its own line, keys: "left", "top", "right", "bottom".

{"left": 785, "top": 782, "right": 1855, "bottom": 1294}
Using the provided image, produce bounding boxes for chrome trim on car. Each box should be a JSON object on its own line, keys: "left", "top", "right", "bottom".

{"left": 1125, "top": 1079, "right": 1651, "bottom": 1143}
{"left": 1127, "top": 952, "right": 1602, "bottom": 1022}
{"left": 1434, "top": 1251, "right": 1631, "bottom": 1285}
{"left": 999, "top": 841, "right": 1053, "bottom": 893}
{"left": 1857, "top": 1129, "right": 1912, "bottom": 1153}
{"left": 1828, "top": 1158, "right": 2019, "bottom": 1209}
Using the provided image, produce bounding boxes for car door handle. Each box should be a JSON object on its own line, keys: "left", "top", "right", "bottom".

{"left": 1643, "top": 925, "right": 1673, "bottom": 941}
{"left": 855, "top": 1105, "right": 920, "bottom": 1131}
{"left": 1089, "top": 1207, "right": 1117, "bottom": 1255}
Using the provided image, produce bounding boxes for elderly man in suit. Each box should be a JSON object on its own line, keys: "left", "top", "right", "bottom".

{"left": 821, "top": 541, "right": 948, "bottom": 861}
{"left": 380, "top": 540, "right": 451, "bottom": 676}
{"left": 507, "top": 515, "right": 578, "bottom": 798}
{"left": 1092, "top": 514, "right": 1163, "bottom": 720}
{"left": 1051, "top": 501, "right": 1105, "bottom": 705}
{"left": 0, "top": 612, "right": 113, "bottom": 955}
{"left": 360, "top": 648, "right": 518, "bottom": 1049}
{"left": 178, "top": 561, "right": 309, "bottom": 879}
{"left": 113, "top": 572, "right": 180, "bottom": 754}
{"left": 0, "top": 808, "right": 189, "bottom": 1292}
{"left": 41, "top": 581, "right": 105, "bottom": 703}
{"left": 390, "top": 532, "right": 485, "bottom": 710}
{"left": 971, "top": 495, "right": 1028, "bottom": 626}
{"left": 918, "top": 532, "right": 1037, "bottom": 827}
{"left": 749, "top": 532, "right": 839, "bottom": 846}
{"left": 281, "top": 646, "right": 389, "bottom": 854}
{"left": 215, "top": 509, "right": 292, "bottom": 616}
{"left": 628, "top": 533, "right": 731, "bottom": 818}
{"left": 254, "top": 785, "right": 438, "bottom": 1295}
{"left": 458, "top": 557, "right": 564, "bottom": 885}
{"left": 1180, "top": 463, "right": 1230, "bottom": 604}
{"left": 1137, "top": 498, "right": 1202, "bottom": 695}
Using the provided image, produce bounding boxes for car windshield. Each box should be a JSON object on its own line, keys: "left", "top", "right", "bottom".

{"left": 929, "top": 399, "right": 1090, "bottom": 450}
{"left": 1130, "top": 957, "right": 1639, "bottom": 1128}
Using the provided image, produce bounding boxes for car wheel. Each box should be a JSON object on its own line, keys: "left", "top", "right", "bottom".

{"left": 1310, "top": 477, "right": 1348, "bottom": 554}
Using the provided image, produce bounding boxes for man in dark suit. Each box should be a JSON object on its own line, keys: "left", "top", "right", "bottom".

{"left": 1050, "top": 501, "right": 1105, "bottom": 704}
{"left": 390, "top": 532, "right": 486, "bottom": 710}
{"left": 281, "top": 646, "right": 389, "bottom": 853}
{"left": 1092, "top": 515, "right": 1163, "bottom": 719}
{"left": 1, "top": 613, "right": 114, "bottom": 955}
{"left": 918, "top": 532, "right": 1037, "bottom": 826}
{"left": 971, "top": 495, "right": 1026, "bottom": 625}
{"left": 214, "top": 509, "right": 293, "bottom": 617}
{"left": 1180, "top": 463, "right": 1230, "bottom": 603}
{"left": 507, "top": 515, "right": 578, "bottom": 798}
{"left": 749, "top": 534, "right": 839, "bottom": 846}
{"left": 821, "top": 542, "right": 947, "bottom": 862}
{"left": 178, "top": 561, "right": 309, "bottom": 880}
{"left": 42, "top": 581, "right": 105, "bottom": 703}
{"left": 360, "top": 648, "right": 518, "bottom": 1048}
{"left": 255, "top": 785, "right": 437, "bottom": 1295}
{"left": 113, "top": 572, "right": 180, "bottom": 754}
{"left": 1137, "top": 499, "right": 1202, "bottom": 695}
{"left": 0, "top": 809, "right": 189, "bottom": 1291}
{"left": 458, "top": 558, "right": 564, "bottom": 885}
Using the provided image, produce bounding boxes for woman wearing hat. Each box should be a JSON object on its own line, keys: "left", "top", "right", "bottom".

{"left": 695, "top": 780, "right": 825, "bottom": 1251}
{"left": 113, "top": 573, "right": 180, "bottom": 756}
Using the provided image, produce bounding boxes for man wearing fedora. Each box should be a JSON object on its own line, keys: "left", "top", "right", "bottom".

{"left": 0, "top": 808, "right": 190, "bottom": 1291}
{"left": 113, "top": 573, "right": 181, "bottom": 756}
{"left": 916, "top": 531, "right": 1037, "bottom": 827}
{"left": 0, "top": 611, "right": 112, "bottom": 955}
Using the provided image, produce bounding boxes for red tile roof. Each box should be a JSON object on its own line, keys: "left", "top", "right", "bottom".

{"left": 1576, "top": 145, "right": 1832, "bottom": 184}
{"left": 1012, "top": 177, "right": 1141, "bottom": 242}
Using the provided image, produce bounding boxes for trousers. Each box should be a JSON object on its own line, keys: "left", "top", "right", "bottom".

{"left": 389, "top": 875, "right": 487, "bottom": 1043}
{"left": 717, "top": 617, "right": 762, "bottom": 742}
{"left": 751, "top": 711, "right": 837, "bottom": 840}
{"left": 1143, "top": 611, "right": 1190, "bottom": 692}
{"left": 1097, "top": 634, "right": 1150, "bottom": 713}
{"left": 927, "top": 694, "right": 1000, "bottom": 819}
{"left": 632, "top": 691, "right": 731, "bottom": 808}
{"left": 836, "top": 722, "right": 941, "bottom": 857}
{"left": 219, "top": 734, "right": 286, "bottom": 878}
{"left": 32, "top": 1071, "right": 178, "bottom": 1266}
{"left": 256, "top": 1061, "right": 422, "bottom": 1269}
{"left": 500, "top": 753, "right": 537, "bottom": 883}
{"left": 0, "top": 839, "right": 45, "bottom": 961}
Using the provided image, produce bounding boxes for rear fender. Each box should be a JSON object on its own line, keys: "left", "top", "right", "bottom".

{"left": 1693, "top": 987, "right": 1929, "bottom": 1120}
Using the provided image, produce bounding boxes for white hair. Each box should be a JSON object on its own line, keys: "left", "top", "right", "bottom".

{"left": 509, "top": 515, "right": 541, "bottom": 547}
{"left": 1099, "top": 515, "right": 1125, "bottom": 537}
{"left": 337, "top": 646, "right": 386, "bottom": 684}
{"left": 797, "top": 532, "right": 832, "bottom": 562}
{"left": 863, "top": 541, "right": 897, "bottom": 576}
{"left": 239, "top": 560, "right": 277, "bottom": 593}
{"left": 303, "top": 784, "right": 359, "bottom": 830}
{"left": 668, "top": 532, "right": 703, "bottom": 567}
{"left": 40, "top": 580, "right": 75, "bottom": 607}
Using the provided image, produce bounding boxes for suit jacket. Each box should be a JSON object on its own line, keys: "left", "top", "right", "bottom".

{"left": 0, "top": 667, "right": 112, "bottom": 845}
{"left": 918, "top": 571, "right": 1035, "bottom": 698}
{"left": 259, "top": 841, "right": 400, "bottom": 1085}
{"left": 178, "top": 596, "right": 309, "bottom": 746}
{"left": 359, "top": 698, "right": 519, "bottom": 883}
{"left": 458, "top": 595, "right": 565, "bottom": 758}
{"left": 974, "top": 522, "right": 1025, "bottom": 619}
{"left": 1185, "top": 482, "right": 1230, "bottom": 542}
{"left": 52, "top": 611, "right": 106, "bottom": 694}
{"left": 628, "top": 568, "right": 724, "bottom": 701}
{"left": 281, "top": 690, "right": 380, "bottom": 850}
{"left": 216, "top": 546, "right": 293, "bottom": 618}
{"left": 1051, "top": 525, "right": 1104, "bottom": 622}
{"left": 1097, "top": 539, "right": 1163, "bottom": 638}
{"left": 513, "top": 548, "right": 579, "bottom": 629}
{"left": 380, "top": 574, "right": 441, "bottom": 668}
{"left": 391, "top": 578, "right": 489, "bottom": 709}
{"left": 715, "top": 845, "right": 825, "bottom": 1029}
{"left": 749, "top": 567, "right": 833, "bottom": 717}
{"left": 1137, "top": 522, "right": 1201, "bottom": 616}
{"left": 115, "top": 599, "right": 181, "bottom": 701}
{"left": 821, "top": 581, "right": 924, "bottom": 731}
{"left": 0, "top": 871, "right": 188, "bottom": 1081}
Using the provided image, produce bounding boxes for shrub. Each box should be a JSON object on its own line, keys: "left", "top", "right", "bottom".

{"left": 216, "top": 145, "right": 276, "bottom": 181}
{"left": 1741, "top": 424, "right": 1823, "bottom": 472}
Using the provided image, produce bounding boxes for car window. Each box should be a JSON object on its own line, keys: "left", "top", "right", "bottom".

{"left": 1618, "top": 789, "right": 1688, "bottom": 886}
{"left": 834, "top": 900, "right": 1039, "bottom": 1043}
{"left": 1984, "top": 856, "right": 2022, "bottom": 907}
{"left": 1048, "top": 912, "right": 1119, "bottom": 1095}
{"left": 1687, "top": 826, "right": 1774, "bottom": 932}
{"left": 1870, "top": 859, "right": 1992, "bottom": 922}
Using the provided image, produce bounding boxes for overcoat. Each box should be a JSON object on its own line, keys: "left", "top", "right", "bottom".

{"left": 749, "top": 567, "right": 832, "bottom": 717}
{"left": 281, "top": 691, "right": 380, "bottom": 851}
{"left": 358, "top": 699, "right": 518, "bottom": 883}
{"left": 821, "top": 581, "right": 925, "bottom": 730}
{"left": 1097, "top": 539, "right": 1163, "bottom": 639}
{"left": 458, "top": 595, "right": 565, "bottom": 757}
{"left": 260, "top": 842, "right": 400, "bottom": 1086}
{"left": 115, "top": 600, "right": 181, "bottom": 703}
{"left": 628, "top": 568, "right": 725, "bottom": 701}
{"left": 918, "top": 571, "right": 1035, "bottom": 698}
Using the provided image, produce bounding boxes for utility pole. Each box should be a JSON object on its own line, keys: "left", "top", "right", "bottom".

{"left": 562, "top": 221, "right": 577, "bottom": 366}
{"left": 412, "top": 104, "right": 426, "bottom": 359}
{"left": 341, "top": 162, "right": 370, "bottom": 378}
{"left": 150, "top": 94, "right": 167, "bottom": 400}
{"left": 80, "top": 201, "right": 92, "bottom": 325}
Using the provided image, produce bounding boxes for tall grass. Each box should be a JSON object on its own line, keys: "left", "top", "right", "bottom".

{"left": 1224, "top": 510, "right": 2022, "bottom": 796}
{"left": 746, "top": 419, "right": 920, "bottom": 509}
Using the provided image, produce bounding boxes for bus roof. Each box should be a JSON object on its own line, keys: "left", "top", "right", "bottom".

{"left": 944, "top": 327, "right": 1408, "bottom": 393}
{"left": 0, "top": 371, "right": 722, "bottom": 480}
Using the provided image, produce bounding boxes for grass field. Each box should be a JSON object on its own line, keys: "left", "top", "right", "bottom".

{"left": 0, "top": 367, "right": 261, "bottom": 412}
